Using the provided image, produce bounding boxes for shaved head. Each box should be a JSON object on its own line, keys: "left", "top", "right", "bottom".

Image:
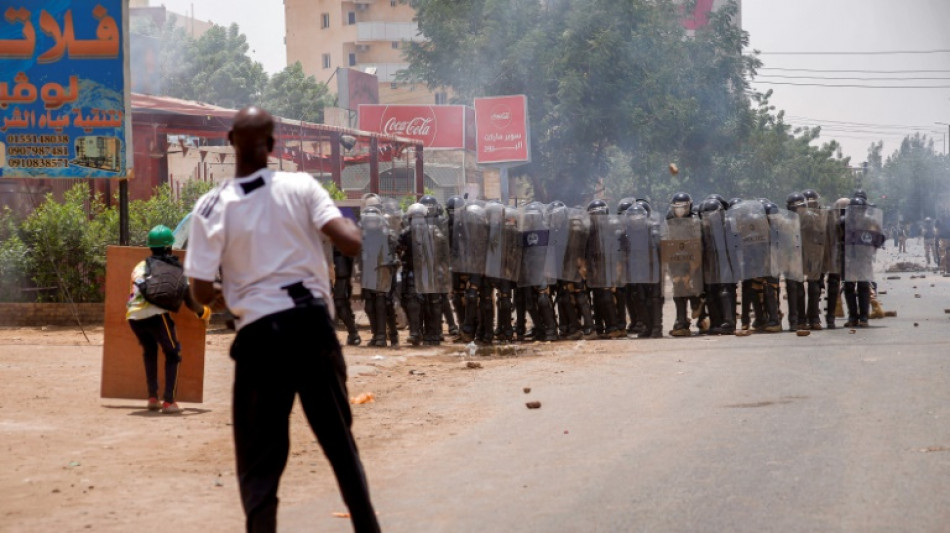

{"left": 229, "top": 106, "right": 275, "bottom": 177}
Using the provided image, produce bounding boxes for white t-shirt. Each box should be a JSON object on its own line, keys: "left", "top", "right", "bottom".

{"left": 184, "top": 168, "right": 342, "bottom": 330}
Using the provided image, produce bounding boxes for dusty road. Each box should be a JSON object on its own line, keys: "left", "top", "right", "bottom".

{"left": 1, "top": 241, "right": 949, "bottom": 532}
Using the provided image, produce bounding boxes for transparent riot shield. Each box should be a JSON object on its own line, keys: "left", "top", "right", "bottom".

{"left": 484, "top": 202, "right": 506, "bottom": 279}
{"left": 454, "top": 201, "right": 488, "bottom": 276}
{"left": 561, "top": 209, "right": 590, "bottom": 283}
{"left": 799, "top": 207, "right": 828, "bottom": 280}
{"left": 624, "top": 206, "right": 662, "bottom": 284}
{"left": 519, "top": 207, "right": 553, "bottom": 287}
{"left": 587, "top": 214, "right": 626, "bottom": 288}
{"left": 547, "top": 204, "right": 571, "bottom": 281}
{"left": 701, "top": 210, "right": 739, "bottom": 285}
{"left": 360, "top": 211, "right": 393, "bottom": 292}
{"left": 411, "top": 217, "right": 452, "bottom": 294}
{"left": 660, "top": 216, "right": 703, "bottom": 296}
{"left": 824, "top": 208, "right": 843, "bottom": 276}
{"left": 380, "top": 197, "right": 404, "bottom": 233}
{"left": 726, "top": 201, "right": 771, "bottom": 280}
{"left": 769, "top": 209, "right": 804, "bottom": 282}
{"left": 501, "top": 206, "right": 524, "bottom": 282}
{"left": 844, "top": 205, "right": 884, "bottom": 282}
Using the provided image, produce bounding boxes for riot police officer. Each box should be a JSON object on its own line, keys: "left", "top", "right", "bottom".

{"left": 518, "top": 201, "right": 559, "bottom": 341}
{"left": 445, "top": 195, "right": 466, "bottom": 336}
{"left": 587, "top": 199, "right": 625, "bottom": 338}
{"left": 360, "top": 205, "right": 397, "bottom": 347}
{"left": 397, "top": 203, "right": 427, "bottom": 345}
{"left": 663, "top": 192, "right": 703, "bottom": 337}
{"left": 785, "top": 192, "right": 808, "bottom": 331}
{"left": 333, "top": 246, "right": 361, "bottom": 346}
{"left": 699, "top": 197, "right": 738, "bottom": 335}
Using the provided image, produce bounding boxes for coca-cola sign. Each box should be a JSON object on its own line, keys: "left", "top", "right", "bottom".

{"left": 359, "top": 105, "right": 468, "bottom": 149}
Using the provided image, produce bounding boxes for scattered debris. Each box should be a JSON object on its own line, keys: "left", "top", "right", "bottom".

{"left": 884, "top": 311, "right": 897, "bottom": 317}
{"left": 886, "top": 262, "right": 925, "bottom": 273}
{"left": 915, "top": 294, "right": 921, "bottom": 298}
{"left": 525, "top": 401, "right": 542, "bottom": 409}
{"left": 796, "top": 330, "right": 811, "bottom": 337}
{"left": 921, "top": 446, "right": 950, "bottom": 453}
{"left": 879, "top": 291, "right": 887, "bottom": 295}
{"left": 465, "top": 361, "right": 482, "bottom": 369}
{"left": 914, "top": 323, "right": 919, "bottom": 327}
{"left": 372, "top": 355, "right": 386, "bottom": 361}
{"left": 332, "top": 512, "right": 351, "bottom": 519}
{"left": 349, "top": 392, "right": 375, "bottom": 405}
{"left": 886, "top": 276, "right": 901, "bottom": 280}
{"left": 408, "top": 369, "right": 425, "bottom": 376}
{"left": 849, "top": 330, "right": 857, "bottom": 334}
{"left": 523, "top": 387, "right": 532, "bottom": 394}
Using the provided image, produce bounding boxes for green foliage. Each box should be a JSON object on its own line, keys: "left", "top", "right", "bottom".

{"left": 403, "top": 0, "right": 856, "bottom": 205}
{"left": 322, "top": 180, "right": 348, "bottom": 201}
{"left": 17, "top": 185, "right": 113, "bottom": 303}
{"left": 262, "top": 62, "right": 335, "bottom": 124}
{"left": 398, "top": 187, "right": 436, "bottom": 211}
{"left": 878, "top": 134, "right": 950, "bottom": 222}
{"left": 0, "top": 181, "right": 215, "bottom": 303}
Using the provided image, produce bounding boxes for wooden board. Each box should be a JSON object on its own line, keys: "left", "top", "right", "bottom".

{"left": 101, "top": 246, "right": 206, "bottom": 402}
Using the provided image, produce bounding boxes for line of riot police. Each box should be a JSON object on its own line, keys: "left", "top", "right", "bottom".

{"left": 346, "top": 188, "right": 884, "bottom": 347}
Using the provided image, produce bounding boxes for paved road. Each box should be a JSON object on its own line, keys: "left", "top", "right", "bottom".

{"left": 285, "top": 259, "right": 950, "bottom": 532}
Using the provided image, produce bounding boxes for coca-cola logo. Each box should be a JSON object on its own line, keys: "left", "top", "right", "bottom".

{"left": 489, "top": 104, "right": 512, "bottom": 129}
{"left": 380, "top": 106, "right": 437, "bottom": 146}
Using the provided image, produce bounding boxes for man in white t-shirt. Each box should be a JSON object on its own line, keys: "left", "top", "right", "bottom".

{"left": 184, "top": 106, "right": 379, "bottom": 533}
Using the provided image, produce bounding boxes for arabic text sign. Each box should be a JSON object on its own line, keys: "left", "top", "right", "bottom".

{"left": 474, "top": 95, "right": 529, "bottom": 165}
{"left": 358, "top": 104, "right": 469, "bottom": 149}
{"left": 0, "top": 1, "right": 131, "bottom": 178}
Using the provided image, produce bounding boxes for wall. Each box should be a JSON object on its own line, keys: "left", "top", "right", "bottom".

{"left": 0, "top": 303, "right": 105, "bottom": 327}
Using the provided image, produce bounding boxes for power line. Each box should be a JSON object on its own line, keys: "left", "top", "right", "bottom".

{"left": 753, "top": 48, "right": 950, "bottom": 56}
{"left": 758, "top": 74, "right": 950, "bottom": 81}
{"left": 751, "top": 80, "right": 950, "bottom": 89}
{"left": 760, "top": 67, "right": 950, "bottom": 74}
{"left": 785, "top": 116, "right": 940, "bottom": 130}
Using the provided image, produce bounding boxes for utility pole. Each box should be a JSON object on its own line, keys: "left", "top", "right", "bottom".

{"left": 937, "top": 122, "right": 950, "bottom": 155}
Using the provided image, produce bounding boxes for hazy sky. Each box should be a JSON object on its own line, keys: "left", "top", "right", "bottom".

{"left": 156, "top": 0, "right": 950, "bottom": 163}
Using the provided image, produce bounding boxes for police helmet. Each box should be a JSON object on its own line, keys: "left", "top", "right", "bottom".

{"left": 548, "top": 200, "right": 566, "bottom": 210}
{"left": 616, "top": 197, "right": 635, "bottom": 215}
{"left": 670, "top": 192, "right": 692, "bottom": 218}
{"left": 852, "top": 189, "right": 868, "bottom": 201}
{"left": 786, "top": 192, "right": 806, "bottom": 211}
{"left": 587, "top": 199, "right": 609, "bottom": 215}
{"left": 763, "top": 201, "right": 780, "bottom": 215}
{"left": 834, "top": 197, "right": 850, "bottom": 210}
{"left": 849, "top": 197, "right": 867, "bottom": 207}
{"left": 699, "top": 198, "right": 723, "bottom": 214}
{"left": 728, "top": 197, "right": 743, "bottom": 209}
{"left": 406, "top": 203, "right": 427, "bottom": 220}
{"left": 445, "top": 195, "right": 465, "bottom": 215}
{"left": 361, "top": 193, "right": 382, "bottom": 209}
{"left": 705, "top": 193, "right": 727, "bottom": 208}
{"left": 361, "top": 206, "right": 382, "bottom": 216}
{"left": 802, "top": 189, "right": 820, "bottom": 207}
{"left": 419, "top": 194, "right": 441, "bottom": 216}
{"left": 635, "top": 199, "right": 652, "bottom": 215}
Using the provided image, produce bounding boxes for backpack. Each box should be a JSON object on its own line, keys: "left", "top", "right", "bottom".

{"left": 136, "top": 256, "right": 188, "bottom": 312}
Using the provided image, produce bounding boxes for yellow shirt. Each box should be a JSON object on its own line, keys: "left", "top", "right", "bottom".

{"left": 126, "top": 260, "right": 166, "bottom": 321}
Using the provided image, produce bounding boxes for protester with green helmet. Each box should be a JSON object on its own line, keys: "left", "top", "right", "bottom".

{"left": 127, "top": 224, "right": 209, "bottom": 414}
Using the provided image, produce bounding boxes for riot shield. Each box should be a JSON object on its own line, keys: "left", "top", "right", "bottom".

{"left": 844, "top": 205, "right": 884, "bottom": 282}
{"left": 701, "top": 210, "right": 739, "bottom": 284}
{"left": 725, "top": 202, "right": 771, "bottom": 280}
{"left": 624, "top": 206, "right": 662, "bottom": 284}
{"left": 411, "top": 217, "right": 452, "bottom": 294}
{"left": 799, "top": 207, "right": 828, "bottom": 280}
{"left": 486, "top": 203, "right": 523, "bottom": 281}
{"left": 660, "top": 217, "right": 703, "bottom": 296}
{"left": 561, "top": 209, "right": 590, "bottom": 283}
{"left": 519, "top": 207, "right": 554, "bottom": 287}
{"left": 769, "top": 209, "right": 804, "bottom": 282}
{"left": 380, "top": 197, "right": 404, "bottom": 233}
{"left": 454, "top": 201, "right": 488, "bottom": 276}
{"left": 501, "top": 206, "right": 524, "bottom": 282}
{"left": 547, "top": 204, "right": 571, "bottom": 281}
{"left": 360, "top": 211, "right": 394, "bottom": 293}
{"left": 824, "top": 208, "right": 843, "bottom": 276}
{"left": 587, "top": 214, "right": 626, "bottom": 288}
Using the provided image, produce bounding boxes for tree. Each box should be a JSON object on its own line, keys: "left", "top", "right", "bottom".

{"left": 879, "top": 134, "right": 949, "bottom": 222}
{"left": 262, "top": 62, "right": 335, "bottom": 124}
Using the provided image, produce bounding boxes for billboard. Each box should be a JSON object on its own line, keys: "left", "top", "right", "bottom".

{"left": 0, "top": 1, "right": 132, "bottom": 178}
{"left": 474, "top": 95, "right": 529, "bottom": 165}
{"left": 337, "top": 68, "right": 379, "bottom": 112}
{"left": 358, "top": 104, "right": 473, "bottom": 150}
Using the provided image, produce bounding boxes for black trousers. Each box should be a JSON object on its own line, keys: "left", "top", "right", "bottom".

{"left": 128, "top": 313, "right": 181, "bottom": 403}
{"left": 230, "top": 302, "right": 379, "bottom": 533}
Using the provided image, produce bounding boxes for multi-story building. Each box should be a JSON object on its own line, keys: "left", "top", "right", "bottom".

{"left": 285, "top": 0, "right": 441, "bottom": 108}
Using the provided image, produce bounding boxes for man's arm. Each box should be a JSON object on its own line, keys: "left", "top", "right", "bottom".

{"left": 322, "top": 217, "right": 361, "bottom": 257}
{"left": 189, "top": 278, "right": 219, "bottom": 307}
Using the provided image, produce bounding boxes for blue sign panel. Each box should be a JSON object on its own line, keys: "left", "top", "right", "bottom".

{"left": 0, "top": 1, "right": 131, "bottom": 177}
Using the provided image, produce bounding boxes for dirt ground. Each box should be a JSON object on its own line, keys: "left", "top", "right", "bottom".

{"left": 0, "top": 318, "right": 598, "bottom": 532}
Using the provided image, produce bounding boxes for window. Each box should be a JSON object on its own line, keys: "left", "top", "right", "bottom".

{"left": 348, "top": 11, "right": 356, "bottom": 24}
{"left": 392, "top": 41, "right": 399, "bottom": 49}
{"left": 434, "top": 91, "right": 447, "bottom": 105}
{"left": 321, "top": 13, "right": 330, "bottom": 28}
{"left": 322, "top": 54, "right": 331, "bottom": 69}
{"left": 391, "top": 0, "right": 397, "bottom": 6}
{"left": 348, "top": 53, "right": 357, "bottom": 66}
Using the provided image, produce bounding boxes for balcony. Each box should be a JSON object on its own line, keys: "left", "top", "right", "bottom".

{"left": 355, "top": 21, "right": 420, "bottom": 43}
{"left": 356, "top": 62, "right": 409, "bottom": 82}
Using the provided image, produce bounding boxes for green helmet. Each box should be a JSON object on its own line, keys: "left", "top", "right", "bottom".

{"left": 146, "top": 225, "right": 174, "bottom": 248}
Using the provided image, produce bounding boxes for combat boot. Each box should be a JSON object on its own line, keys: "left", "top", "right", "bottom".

{"left": 650, "top": 296, "right": 664, "bottom": 338}
{"left": 763, "top": 283, "right": 783, "bottom": 333}
{"left": 670, "top": 297, "right": 691, "bottom": 336}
